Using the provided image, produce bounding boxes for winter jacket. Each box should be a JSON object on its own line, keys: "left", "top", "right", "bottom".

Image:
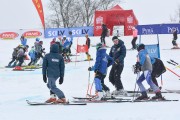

{"left": 86, "top": 37, "right": 90, "bottom": 49}
{"left": 109, "top": 40, "right": 126, "bottom": 65}
{"left": 101, "top": 24, "right": 108, "bottom": 37}
{"left": 138, "top": 49, "right": 152, "bottom": 71}
{"left": 93, "top": 48, "right": 114, "bottom": 75}
{"left": 29, "top": 48, "right": 36, "bottom": 60}
{"left": 42, "top": 44, "right": 65, "bottom": 78}
{"left": 63, "top": 39, "right": 71, "bottom": 49}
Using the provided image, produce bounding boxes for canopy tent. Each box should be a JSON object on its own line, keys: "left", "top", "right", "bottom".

{"left": 94, "top": 5, "right": 138, "bottom": 36}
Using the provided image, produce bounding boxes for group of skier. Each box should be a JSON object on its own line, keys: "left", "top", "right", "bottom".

{"left": 7, "top": 29, "right": 170, "bottom": 103}
{"left": 42, "top": 32, "right": 168, "bottom": 103}
{"left": 8, "top": 35, "right": 45, "bottom": 68}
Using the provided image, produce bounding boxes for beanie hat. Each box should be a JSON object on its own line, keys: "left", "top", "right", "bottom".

{"left": 96, "top": 43, "right": 103, "bottom": 50}
{"left": 112, "top": 36, "right": 119, "bottom": 41}
{"left": 137, "top": 44, "right": 145, "bottom": 52}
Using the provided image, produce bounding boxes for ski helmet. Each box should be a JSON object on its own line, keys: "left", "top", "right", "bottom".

{"left": 36, "top": 38, "right": 40, "bottom": 41}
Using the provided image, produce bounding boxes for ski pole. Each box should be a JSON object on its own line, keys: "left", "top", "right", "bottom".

{"left": 132, "top": 71, "right": 140, "bottom": 101}
{"left": 165, "top": 67, "right": 180, "bottom": 78}
{"left": 86, "top": 71, "right": 91, "bottom": 98}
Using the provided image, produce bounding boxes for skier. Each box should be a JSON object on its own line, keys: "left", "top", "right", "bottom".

{"left": 134, "top": 44, "right": 164, "bottom": 100}
{"left": 42, "top": 44, "right": 66, "bottom": 103}
{"left": 28, "top": 46, "right": 36, "bottom": 66}
{"left": 68, "top": 31, "right": 73, "bottom": 55}
{"left": 131, "top": 27, "right": 138, "bottom": 50}
{"left": 62, "top": 36, "right": 71, "bottom": 62}
{"left": 20, "top": 35, "right": 27, "bottom": 46}
{"left": 34, "top": 40, "right": 45, "bottom": 65}
{"left": 16, "top": 45, "right": 29, "bottom": 66}
{"left": 8, "top": 45, "right": 20, "bottom": 67}
{"left": 172, "top": 28, "right": 179, "bottom": 49}
{"left": 50, "top": 38, "right": 56, "bottom": 46}
{"left": 55, "top": 38, "right": 63, "bottom": 55}
{"left": 100, "top": 23, "right": 108, "bottom": 46}
{"left": 88, "top": 43, "right": 114, "bottom": 100}
{"left": 85, "top": 34, "right": 91, "bottom": 60}
{"left": 109, "top": 36, "right": 127, "bottom": 96}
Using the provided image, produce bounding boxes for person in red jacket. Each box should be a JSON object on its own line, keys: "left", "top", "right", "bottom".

{"left": 50, "top": 38, "right": 56, "bottom": 46}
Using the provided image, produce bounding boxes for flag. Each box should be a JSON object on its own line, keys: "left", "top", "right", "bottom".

{"left": 76, "top": 45, "right": 88, "bottom": 53}
{"left": 32, "top": 0, "right": 45, "bottom": 28}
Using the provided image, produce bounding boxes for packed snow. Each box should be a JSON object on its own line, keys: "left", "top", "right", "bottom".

{"left": 0, "top": 35, "right": 180, "bottom": 120}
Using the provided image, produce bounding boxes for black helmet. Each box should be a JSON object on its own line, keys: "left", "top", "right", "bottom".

{"left": 112, "top": 36, "right": 119, "bottom": 41}
{"left": 96, "top": 43, "right": 103, "bottom": 50}
{"left": 137, "top": 44, "right": 145, "bottom": 52}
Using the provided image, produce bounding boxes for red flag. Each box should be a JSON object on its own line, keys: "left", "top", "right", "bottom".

{"left": 77, "top": 45, "right": 88, "bottom": 53}
{"left": 32, "top": 0, "right": 45, "bottom": 28}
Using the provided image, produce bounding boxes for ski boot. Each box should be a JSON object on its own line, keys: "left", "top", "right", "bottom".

{"left": 135, "top": 92, "right": 149, "bottom": 100}
{"left": 45, "top": 94, "right": 57, "bottom": 103}
{"left": 151, "top": 92, "right": 165, "bottom": 100}
{"left": 54, "top": 98, "right": 67, "bottom": 103}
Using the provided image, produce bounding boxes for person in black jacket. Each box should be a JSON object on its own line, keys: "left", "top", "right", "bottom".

{"left": 42, "top": 44, "right": 66, "bottom": 103}
{"left": 109, "top": 36, "right": 127, "bottom": 96}
{"left": 85, "top": 34, "right": 91, "bottom": 60}
{"left": 100, "top": 23, "right": 108, "bottom": 46}
{"left": 172, "top": 28, "right": 179, "bottom": 48}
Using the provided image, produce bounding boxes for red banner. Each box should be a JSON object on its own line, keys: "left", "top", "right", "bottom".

{"left": 76, "top": 45, "right": 88, "bottom": 53}
{"left": 32, "top": 0, "right": 45, "bottom": 28}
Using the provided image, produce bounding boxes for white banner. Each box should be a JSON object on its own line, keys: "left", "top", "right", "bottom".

{"left": 0, "top": 29, "right": 44, "bottom": 40}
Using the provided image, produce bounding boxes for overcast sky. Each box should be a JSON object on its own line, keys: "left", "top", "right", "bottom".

{"left": 0, "top": 0, "right": 179, "bottom": 30}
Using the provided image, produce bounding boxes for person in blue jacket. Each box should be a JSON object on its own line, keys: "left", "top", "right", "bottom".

{"left": 28, "top": 46, "right": 36, "bottom": 66}
{"left": 20, "top": 35, "right": 27, "bottom": 46}
{"left": 88, "top": 43, "right": 114, "bottom": 100}
{"left": 62, "top": 36, "right": 71, "bottom": 62}
{"left": 42, "top": 44, "right": 66, "bottom": 103}
{"left": 109, "top": 36, "right": 127, "bottom": 96}
{"left": 134, "top": 44, "right": 164, "bottom": 100}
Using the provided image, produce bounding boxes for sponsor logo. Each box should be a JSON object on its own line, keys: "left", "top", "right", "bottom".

{"left": 142, "top": 27, "right": 154, "bottom": 34}
{"left": 167, "top": 27, "right": 179, "bottom": 33}
{"left": 127, "top": 15, "right": 133, "bottom": 24}
{"left": 23, "top": 31, "right": 42, "bottom": 38}
{"left": 52, "top": 59, "right": 59, "bottom": 62}
{"left": 95, "top": 26, "right": 102, "bottom": 30}
{"left": 127, "top": 25, "right": 134, "bottom": 30}
{"left": 0, "top": 32, "right": 19, "bottom": 40}
{"left": 96, "top": 16, "right": 103, "bottom": 24}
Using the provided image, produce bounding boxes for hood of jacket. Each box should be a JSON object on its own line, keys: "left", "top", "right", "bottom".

{"left": 50, "top": 44, "right": 59, "bottom": 53}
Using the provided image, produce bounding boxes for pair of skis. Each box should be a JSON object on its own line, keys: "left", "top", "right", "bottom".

{"left": 72, "top": 96, "right": 178, "bottom": 103}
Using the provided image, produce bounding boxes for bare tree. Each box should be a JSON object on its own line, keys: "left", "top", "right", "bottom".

{"left": 170, "top": 4, "right": 180, "bottom": 23}
{"left": 46, "top": 0, "right": 122, "bottom": 28}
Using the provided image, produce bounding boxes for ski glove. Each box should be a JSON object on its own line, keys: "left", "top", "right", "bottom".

{"left": 88, "top": 67, "right": 92, "bottom": 71}
{"left": 59, "top": 77, "right": 64, "bottom": 85}
{"left": 134, "top": 62, "right": 141, "bottom": 74}
{"left": 115, "top": 59, "right": 120, "bottom": 64}
{"left": 43, "top": 75, "right": 47, "bottom": 83}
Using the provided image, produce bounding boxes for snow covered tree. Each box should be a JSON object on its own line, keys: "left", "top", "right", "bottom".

{"left": 46, "top": 0, "right": 122, "bottom": 28}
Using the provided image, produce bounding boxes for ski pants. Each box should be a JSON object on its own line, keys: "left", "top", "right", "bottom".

{"left": 136, "top": 70, "right": 160, "bottom": 93}
{"left": 131, "top": 37, "right": 137, "bottom": 49}
{"left": 94, "top": 78, "right": 102, "bottom": 92}
{"left": 109, "top": 63, "right": 124, "bottom": 90}
{"left": 101, "top": 75, "right": 110, "bottom": 92}
{"left": 100, "top": 35, "right": 106, "bottom": 45}
{"left": 47, "top": 77, "right": 65, "bottom": 99}
{"left": 8, "top": 56, "right": 16, "bottom": 66}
